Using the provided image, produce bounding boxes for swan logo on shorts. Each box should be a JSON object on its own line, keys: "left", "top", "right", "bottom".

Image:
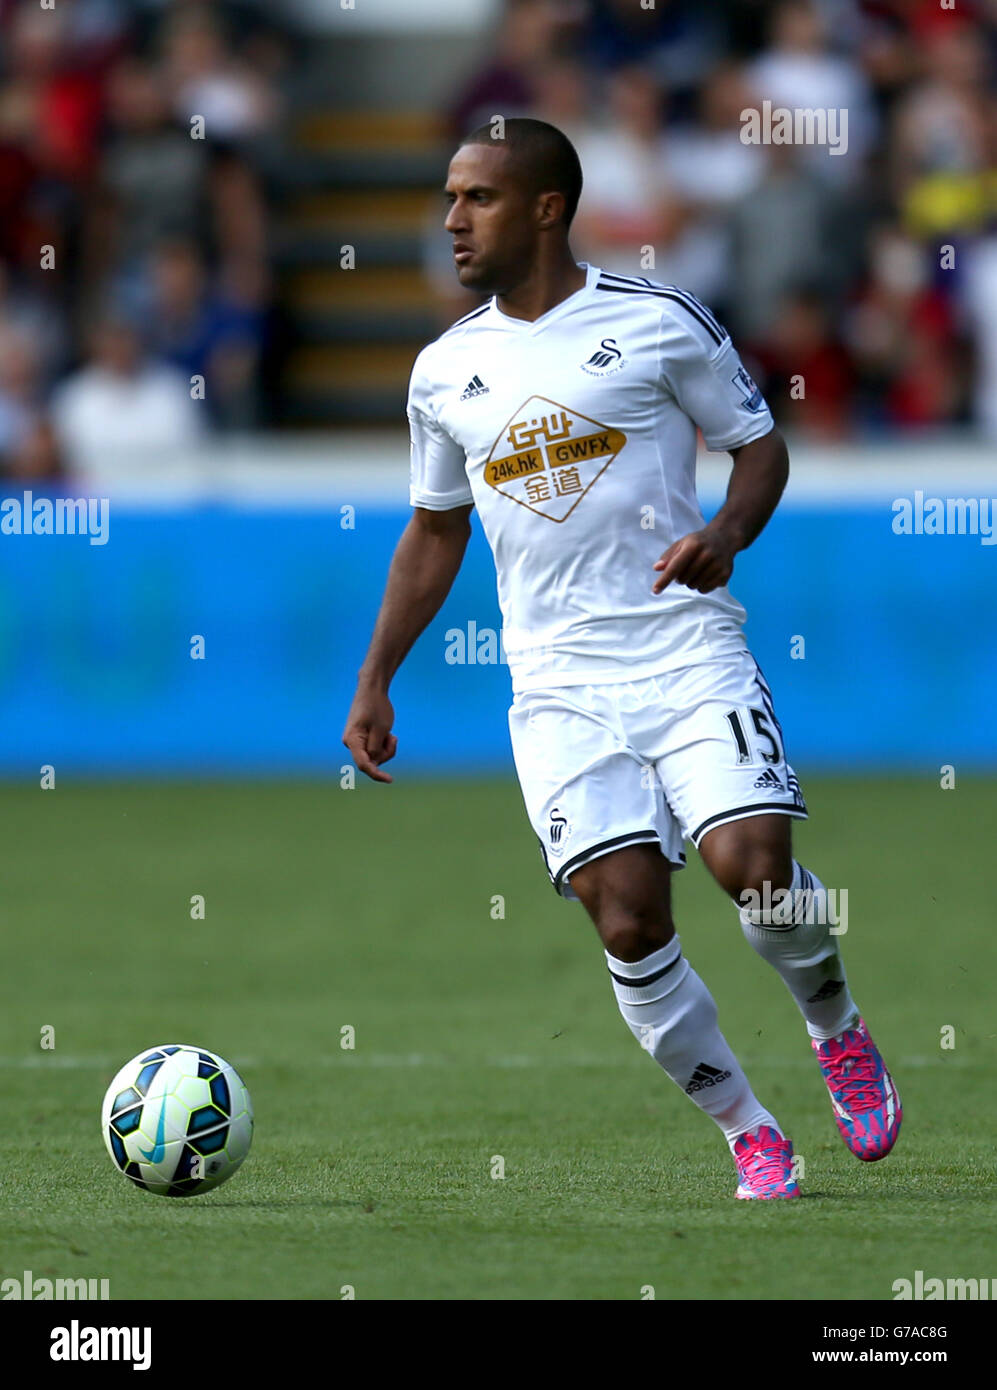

{"left": 483, "top": 397, "right": 626, "bottom": 522}
{"left": 547, "top": 806, "right": 570, "bottom": 858}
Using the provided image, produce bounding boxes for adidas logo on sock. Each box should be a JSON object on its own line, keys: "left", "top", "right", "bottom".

{"left": 685, "top": 1060, "right": 732, "bottom": 1095}
{"left": 807, "top": 979, "right": 845, "bottom": 1003}
{"left": 459, "top": 374, "right": 489, "bottom": 400}
{"left": 753, "top": 767, "right": 785, "bottom": 791}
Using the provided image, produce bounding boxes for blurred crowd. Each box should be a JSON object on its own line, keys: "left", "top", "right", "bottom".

{"left": 439, "top": 0, "right": 997, "bottom": 440}
{"left": 2, "top": 0, "right": 994, "bottom": 476}
{"left": 0, "top": 0, "right": 290, "bottom": 483}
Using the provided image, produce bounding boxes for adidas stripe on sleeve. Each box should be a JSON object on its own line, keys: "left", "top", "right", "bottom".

{"left": 595, "top": 273, "right": 772, "bottom": 452}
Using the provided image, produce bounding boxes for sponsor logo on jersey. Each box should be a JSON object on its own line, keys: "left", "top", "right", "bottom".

{"left": 483, "top": 396, "right": 626, "bottom": 522}
{"left": 753, "top": 767, "right": 785, "bottom": 791}
{"left": 580, "top": 337, "right": 626, "bottom": 375}
{"left": 685, "top": 1061, "right": 732, "bottom": 1095}
{"left": 732, "top": 365, "right": 764, "bottom": 412}
{"left": 547, "top": 806, "right": 570, "bottom": 858}
{"left": 459, "top": 374, "right": 489, "bottom": 400}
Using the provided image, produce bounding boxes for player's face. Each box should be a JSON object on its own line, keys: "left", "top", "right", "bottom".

{"left": 443, "top": 144, "right": 540, "bottom": 294}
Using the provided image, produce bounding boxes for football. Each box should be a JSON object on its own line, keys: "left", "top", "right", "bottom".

{"left": 101, "top": 1044, "right": 253, "bottom": 1197}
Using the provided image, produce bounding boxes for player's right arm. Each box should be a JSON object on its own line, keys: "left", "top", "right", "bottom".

{"left": 343, "top": 503, "right": 472, "bottom": 782}
{"left": 344, "top": 345, "right": 475, "bottom": 783}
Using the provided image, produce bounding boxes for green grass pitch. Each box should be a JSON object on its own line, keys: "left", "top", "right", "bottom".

{"left": 1, "top": 776, "right": 994, "bottom": 1301}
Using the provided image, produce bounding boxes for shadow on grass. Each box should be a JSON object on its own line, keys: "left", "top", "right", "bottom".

{"left": 203, "top": 1197, "right": 376, "bottom": 1211}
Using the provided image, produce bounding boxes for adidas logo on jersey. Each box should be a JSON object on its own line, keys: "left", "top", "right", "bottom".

{"left": 685, "top": 1061, "right": 732, "bottom": 1095}
{"left": 753, "top": 768, "right": 785, "bottom": 791}
{"left": 580, "top": 337, "right": 626, "bottom": 375}
{"left": 459, "top": 374, "right": 489, "bottom": 400}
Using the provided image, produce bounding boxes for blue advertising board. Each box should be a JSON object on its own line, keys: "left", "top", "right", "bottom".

{"left": 0, "top": 497, "right": 992, "bottom": 775}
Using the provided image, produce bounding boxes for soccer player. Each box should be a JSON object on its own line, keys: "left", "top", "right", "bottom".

{"left": 343, "top": 118, "right": 901, "bottom": 1198}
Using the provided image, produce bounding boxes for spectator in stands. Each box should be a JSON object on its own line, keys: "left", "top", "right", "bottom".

{"left": 890, "top": 18, "right": 992, "bottom": 243}
{"left": 748, "top": 0, "right": 877, "bottom": 183}
{"left": 0, "top": 80, "right": 41, "bottom": 272}
{"left": 752, "top": 287, "right": 854, "bottom": 439}
{"left": 58, "top": 0, "right": 132, "bottom": 69}
{"left": 86, "top": 57, "right": 208, "bottom": 295}
{"left": 664, "top": 62, "right": 766, "bottom": 214}
{"left": 853, "top": 0, "right": 922, "bottom": 120}
{"left": 448, "top": 0, "right": 573, "bottom": 139}
{"left": 963, "top": 231, "right": 997, "bottom": 439}
{"left": 0, "top": 258, "right": 69, "bottom": 385}
{"left": 142, "top": 239, "right": 266, "bottom": 429}
{"left": 661, "top": 62, "right": 767, "bottom": 305}
{"left": 845, "top": 224, "right": 965, "bottom": 430}
{"left": 160, "top": 5, "right": 278, "bottom": 147}
{"left": 0, "top": 325, "right": 46, "bottom": 467}
{"left": 534, "top": 55, "right": 591, "bottom": 152}
{"left": 51, "top": 314, "right": 204, "bottom": 477}
{"left": 571, "top": 65, "right": 690, "bottom": 279}
{"left": 1, "top": 416, "right": 64, "bottom": 483}
{"left": 726, "top": 140, "right": 853, "bottom": 342}
{"left": 582, "top": 0, "right": 721, "bottom": 106}
{"left": 3, "top": 3, "right": 105, "bottom": 185}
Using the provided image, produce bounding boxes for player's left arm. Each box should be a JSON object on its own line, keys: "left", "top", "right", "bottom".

{"left": 652, "top": 425, "right": 789, "bottom": 594}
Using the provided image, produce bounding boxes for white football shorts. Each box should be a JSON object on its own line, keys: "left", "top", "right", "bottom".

{"left": 507, "top": 650, "right": 808, "bottom": 899}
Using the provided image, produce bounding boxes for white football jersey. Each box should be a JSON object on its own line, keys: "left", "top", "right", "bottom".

{"left": 407, "top": 263, "right": 774, "bottom": 693}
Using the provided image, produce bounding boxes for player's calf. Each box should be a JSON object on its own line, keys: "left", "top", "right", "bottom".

{"left": 701, "top": 819, "right": 902, "bottom": 1162}
{"left": 570, "top": 844, "right": 795, "bottom": 1196}
{"left": 700, "top": 818, "right": 857, "bottom": 1039}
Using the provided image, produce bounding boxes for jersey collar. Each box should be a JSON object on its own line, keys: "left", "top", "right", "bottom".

{"left": 490, "top": 262, "right": 601, "bottom": 333}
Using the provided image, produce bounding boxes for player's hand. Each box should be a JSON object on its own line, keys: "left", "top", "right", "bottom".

{"left": 342, "top": 686, "right": 398, "bottom": 783}
{"left": 652, "top": 526, "right": 737, "bottom": 595}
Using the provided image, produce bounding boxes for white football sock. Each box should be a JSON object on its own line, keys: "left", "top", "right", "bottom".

{"left": 739, "top": 861, "right": 859, "bottom": 1041}
{"left": 605, "top": 935, "right": 781, "bottom": 1150}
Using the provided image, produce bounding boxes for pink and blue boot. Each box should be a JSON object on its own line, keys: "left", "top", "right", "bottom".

{"left": 812, "top": 1017, "right": 902, "bottom": 1161}
{"left": 733, "top": 1125, "right": 801, "bottom": 1199}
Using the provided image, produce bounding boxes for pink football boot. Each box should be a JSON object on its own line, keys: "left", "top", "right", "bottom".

{"left": 812, "top": 1018, "right": 902, "bottom": 1161}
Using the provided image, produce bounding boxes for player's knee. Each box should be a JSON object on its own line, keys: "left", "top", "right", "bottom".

{"left": 597, "top": 902, "right": 674, "bottom": 963}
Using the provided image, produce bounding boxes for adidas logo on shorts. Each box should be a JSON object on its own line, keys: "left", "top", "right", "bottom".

{"left": 685, "top": 1061, "right": 732, "bottom": 1094}
{"left": 753, "top": 767, "right": 785, "bottom": 791}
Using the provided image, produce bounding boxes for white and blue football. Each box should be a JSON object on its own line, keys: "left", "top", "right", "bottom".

{"left": 101, "top": 1044, "right": 253, "bottom": 1197}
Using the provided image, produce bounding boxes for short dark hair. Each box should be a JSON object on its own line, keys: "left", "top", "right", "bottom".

{"left": 459, "top": 117, "right": 583, "bottom": 229}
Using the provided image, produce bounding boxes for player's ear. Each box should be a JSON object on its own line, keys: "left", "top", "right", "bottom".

{"left": 536, "top": 190, "right": 566, "bottom": 230}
